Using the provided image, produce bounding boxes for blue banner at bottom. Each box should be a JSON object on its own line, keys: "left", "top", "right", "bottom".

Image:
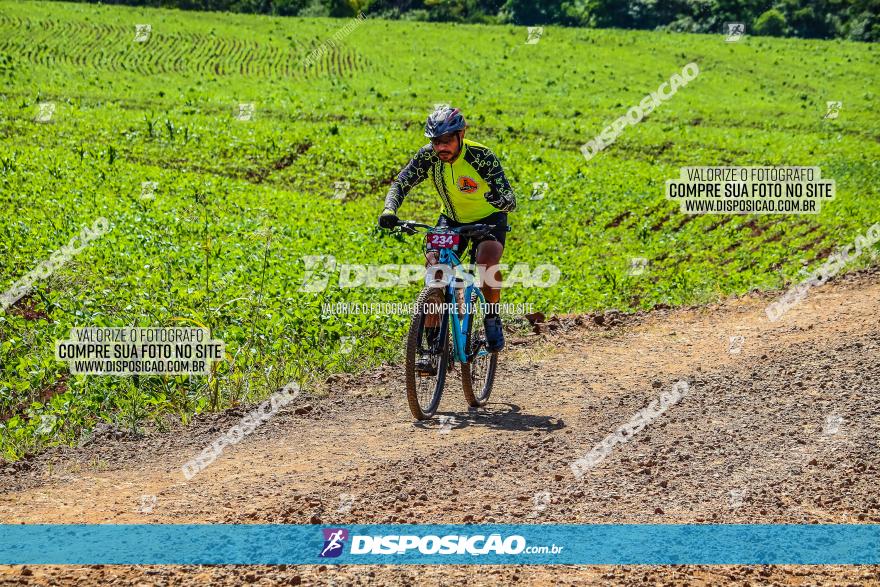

{"left": 1, "top": 524, "right": 878, "bottom": 565}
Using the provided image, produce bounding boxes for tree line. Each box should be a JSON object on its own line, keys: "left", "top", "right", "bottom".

{"left": 64, "top": 0, "right": 879, "bottom": 41}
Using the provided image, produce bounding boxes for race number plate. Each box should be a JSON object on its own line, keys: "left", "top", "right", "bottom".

{"left": 427, "top": 233, "right": 460, "bottom": 249}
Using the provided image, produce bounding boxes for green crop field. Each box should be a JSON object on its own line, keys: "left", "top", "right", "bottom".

{"left": 0, "top": 1, "right": 878, "bottom": 459}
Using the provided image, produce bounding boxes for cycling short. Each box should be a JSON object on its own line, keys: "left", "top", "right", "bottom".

{"left": 428, "top": 211, "right": 508, "bottom": 261}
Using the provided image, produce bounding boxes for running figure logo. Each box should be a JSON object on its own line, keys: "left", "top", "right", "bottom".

{"left": 319, "top": 528, "right": 349, "bottom": 558}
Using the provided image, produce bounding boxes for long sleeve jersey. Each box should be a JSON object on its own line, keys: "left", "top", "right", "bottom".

{"left": 384, "top": 138, "right": 517, "bottom": 223}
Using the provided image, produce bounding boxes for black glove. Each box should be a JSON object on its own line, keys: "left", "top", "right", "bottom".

{"left": 378, "top": 208, "right": 399, "bottom": 229}
{"left": 484, "top": 190, "right": 516, "bottom": 212}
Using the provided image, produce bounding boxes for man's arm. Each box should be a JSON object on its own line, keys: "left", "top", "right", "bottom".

{"left": 384, "top": 145, "right": 435, "bottom": 214}
{"left": 466, "top": 145, "right": 517, "bottom": 212}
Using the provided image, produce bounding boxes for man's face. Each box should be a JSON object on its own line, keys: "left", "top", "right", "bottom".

{"left": 431, "top": 132, "right": 461, "bottom": 162}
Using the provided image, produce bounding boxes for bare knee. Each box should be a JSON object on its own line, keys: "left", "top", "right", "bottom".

{"left": 475, "top": 241, "right": 503, "bottom": 266}
{"left": 476, "top": 242, "right": 504, "bottom": 287}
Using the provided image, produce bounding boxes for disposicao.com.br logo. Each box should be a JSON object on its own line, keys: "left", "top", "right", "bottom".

{"left": 318, "top": 528, "right": 563, "bottom": 558}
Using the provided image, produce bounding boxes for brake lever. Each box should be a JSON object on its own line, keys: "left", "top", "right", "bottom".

{"left": 397, "top": 223, "right": 418, "bottom": 236}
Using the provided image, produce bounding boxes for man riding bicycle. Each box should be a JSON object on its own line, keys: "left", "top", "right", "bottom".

{"left": 378, "top": 106, "right": 516, "bottom": 365}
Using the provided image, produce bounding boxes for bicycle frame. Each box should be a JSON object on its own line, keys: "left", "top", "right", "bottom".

{"left": 432, "top": 245, "right": 489, "bottom": 365}
{"left": 394, "top": 218, "right": 497, "bottom": 367}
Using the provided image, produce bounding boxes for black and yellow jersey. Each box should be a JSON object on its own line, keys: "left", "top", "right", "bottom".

{"left": 384, "top": 139, "right": 517, "bottom": 224}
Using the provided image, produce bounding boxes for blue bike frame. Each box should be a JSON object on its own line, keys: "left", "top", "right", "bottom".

{"left": 434, "top": 245, "right": 489, "bottom": 365}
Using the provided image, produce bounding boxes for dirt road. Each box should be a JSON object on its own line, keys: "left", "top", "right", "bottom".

{"left": 1, "top": 269, "right": 879, "bottom": 585}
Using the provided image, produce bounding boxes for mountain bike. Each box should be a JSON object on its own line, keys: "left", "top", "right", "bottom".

{"left": 394, "top": 219, "right": 502, "bottom": 420}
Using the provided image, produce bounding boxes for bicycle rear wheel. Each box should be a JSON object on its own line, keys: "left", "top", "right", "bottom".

{"left": 405, "top": 287, "right": 450, "bottom": 419}
{"left": 461, "top": 291, "right": 497, "bottom": 408}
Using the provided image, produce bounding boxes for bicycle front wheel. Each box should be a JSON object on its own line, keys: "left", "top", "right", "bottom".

{"left": 405, "top": 286, "right": 450, "bottom": 420}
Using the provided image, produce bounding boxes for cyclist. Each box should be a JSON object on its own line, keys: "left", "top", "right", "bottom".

{"left": 378, "top": 106, "right": 516, "bottom": 366}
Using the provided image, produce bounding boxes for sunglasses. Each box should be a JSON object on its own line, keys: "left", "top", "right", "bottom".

{"left": 430, "top": 133, "right": 459, "bottom": 146}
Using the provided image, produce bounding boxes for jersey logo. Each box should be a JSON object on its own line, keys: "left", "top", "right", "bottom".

{"left": 457, "top": 176, "right": 479, "bottom": 193}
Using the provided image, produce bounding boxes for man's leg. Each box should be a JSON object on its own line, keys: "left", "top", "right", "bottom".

{"left": 423, "top": 215, "right": 456, "bottom": 330}
{"left": 424, "top": 250, "right": 442, "bottom": 328}
{"left": 415, "top": 249, "right": 447, "bottom": 375}
{"left": 475, "top": 241, "right": 504, "bottom": 308}
{"left": 475, "top": 240, "right": 505, "bottom": 351}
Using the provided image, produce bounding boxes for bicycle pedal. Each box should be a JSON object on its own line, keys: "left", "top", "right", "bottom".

{"left": 416, "top": 357, "right": 438, "bottom": 377}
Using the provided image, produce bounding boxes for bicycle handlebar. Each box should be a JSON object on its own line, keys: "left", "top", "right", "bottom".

{"left": 395, "top": 220, "right": 434, "bottom": 234}
{"left": 393, "top": 219, "right": 506, "bottom": 239}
